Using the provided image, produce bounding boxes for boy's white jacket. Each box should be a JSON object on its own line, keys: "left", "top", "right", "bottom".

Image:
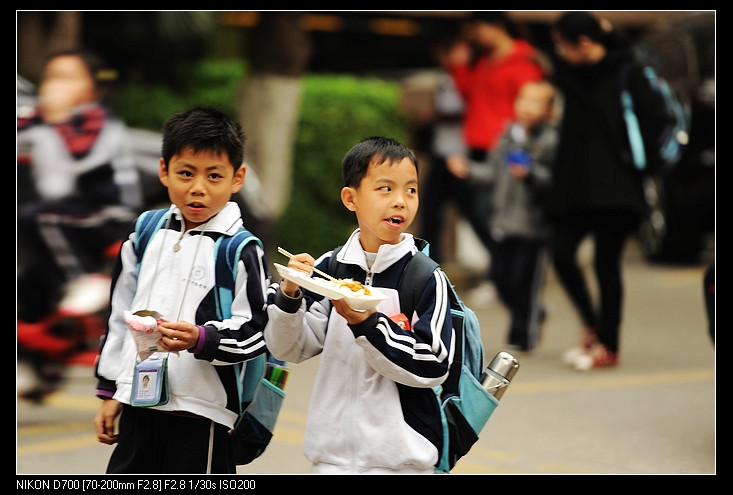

{"left": 265, "top": 230, "right": 454, "bottom": 473}
{"left": 95, "top": 202, "right": 270, "bottom": 428}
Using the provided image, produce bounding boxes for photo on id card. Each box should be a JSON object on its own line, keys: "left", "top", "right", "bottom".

{"left": 131, "top": 357, "right": 168, "bottom": 406}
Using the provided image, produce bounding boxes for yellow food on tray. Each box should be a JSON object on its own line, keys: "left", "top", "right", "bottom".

{"left": 335, "top": 278, "right": 371, "bottom": 296}
{"left": 274, "top": 263, "right": 386, "bottom": 310}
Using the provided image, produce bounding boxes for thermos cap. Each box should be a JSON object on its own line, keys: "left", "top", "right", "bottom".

{"left": 488, "top": 351, "right": 520, "bottom": 382}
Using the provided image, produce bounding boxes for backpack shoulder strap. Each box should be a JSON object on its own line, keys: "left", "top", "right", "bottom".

{"left": 398, "top": 250, "right": 441, "bottom": 317}
{"left": 397, "top": 239, "right": 440, "bottom": 316}
{"left": 399, "top": 244, "right": 465, "bottom": 399}
{"left": 213, "top": 226, "right": 263, "bottom": 320}
{"left": 326, "top": 244, "right": 345, "bottom": 278}
{"left": 214, "top": 227, "right": 264, "bottom": 410}
{"left": 619, "top": 63, "right": 647, "bottom": 171}
{"left": 134, "top": 208, "right": 169, "bottom": 260}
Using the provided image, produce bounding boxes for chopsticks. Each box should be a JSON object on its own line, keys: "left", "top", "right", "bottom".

{"left": 277, "top": 247, "right": 339, "bottom": 283}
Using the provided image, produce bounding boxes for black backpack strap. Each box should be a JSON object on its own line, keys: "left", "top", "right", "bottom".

{"left": 397, "top": 251, "right": 439, "bottom": 317}
{"left": 400, "top": 247, "right": 462, "bottom": 399}
{"left": 325, "top": 245, "right": 344, "bottom": 278}
{"left": 398, "top": 238, "right": 438, "bottom": 315}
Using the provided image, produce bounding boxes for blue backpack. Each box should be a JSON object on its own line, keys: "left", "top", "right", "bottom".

{"left": 134, "top": 208, "right": 285, "bottom": 465}
{"left": 327, "top": 241, "right": 498, "bottom": 473}
{"left": 620, "top": 63, "right": 689, "bottom": 174}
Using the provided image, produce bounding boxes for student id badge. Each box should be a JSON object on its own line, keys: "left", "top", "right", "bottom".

{"left": 131, "top": 356, "right": 169, "bottom": 407}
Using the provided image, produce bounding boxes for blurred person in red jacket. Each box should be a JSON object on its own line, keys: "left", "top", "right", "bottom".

{"left": 446, "top": 11, "right": 546, "bottom": 298}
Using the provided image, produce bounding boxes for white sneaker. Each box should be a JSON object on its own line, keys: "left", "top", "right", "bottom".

{"left": 562, "top": 328, "right": 598, "bottom": 366}
{"left": 573, "top": 352, "right": 594, "bottom": 371}
{"left": 59, "top": 274, "right": 111, "bottom": 315}
{"left": 561, "top": 346, "right": 586, "bottom": 366}
{"left": 572, "top": 344, "right": 619, "bottom": 371}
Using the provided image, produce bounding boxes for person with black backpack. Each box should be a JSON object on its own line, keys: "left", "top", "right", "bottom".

{"left": 547, "top": 12, "right": 673, "bottom": 370}
{"left": 264, "top": 137, "right": 455, "bottom": 474}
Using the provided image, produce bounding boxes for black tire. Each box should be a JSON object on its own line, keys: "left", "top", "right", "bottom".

{"left": 638, "top": 175, "right": 704, "bottom": 264}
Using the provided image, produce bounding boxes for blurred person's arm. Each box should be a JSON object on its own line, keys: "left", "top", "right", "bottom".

{"left": 446, "top": 154, "right": 470, "bottom": 178}
{"left": 446, "top": 40, "right": 474, "bottom": 100}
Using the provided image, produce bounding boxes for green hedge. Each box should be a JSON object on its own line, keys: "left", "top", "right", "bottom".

{"left": 117, "top": 59, "right": 408, "bottom": 258}
{"left": 118, "top": 59, "right": 247, "bottom": 130}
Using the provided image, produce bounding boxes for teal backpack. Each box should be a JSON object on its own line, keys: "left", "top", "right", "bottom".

{"left": 134, "top": 208, "right": 286, "bottom": 465}
{"left": 327, "top": 241, "right": 498, "bottom": 473}
{"left": 620, "top": 63, "right": 689, "bottom": 174}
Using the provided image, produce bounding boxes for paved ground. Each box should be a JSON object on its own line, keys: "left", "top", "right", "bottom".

{"left": 17, "top": 239, "right": 715, "bottom": 477}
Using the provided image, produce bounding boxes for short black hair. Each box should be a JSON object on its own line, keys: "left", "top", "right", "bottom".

{"left": 161, "top": 106, "right": 245, "bottom": 171}
{"left": 341, "top": 136, "right": 418, "bottom": 188}
{"left": 553, "top": 11, "right": 605, "bottom": 44}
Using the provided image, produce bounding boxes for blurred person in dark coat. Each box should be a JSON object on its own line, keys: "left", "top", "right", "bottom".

{"left": 547, "top": 12, "right": 671, "bottom": 370}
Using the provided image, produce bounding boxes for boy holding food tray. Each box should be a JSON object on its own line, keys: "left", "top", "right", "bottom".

{"left": 264, "top": 136, "right": 454, "bottom": 474}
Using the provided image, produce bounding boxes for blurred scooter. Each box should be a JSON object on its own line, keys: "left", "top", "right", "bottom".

{"left": 17, "top": 270, "right": 112, "bottom": 403}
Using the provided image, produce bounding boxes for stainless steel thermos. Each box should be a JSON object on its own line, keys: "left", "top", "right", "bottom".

{"left": 480, "top": 351, "right": 520, "bottom": 400}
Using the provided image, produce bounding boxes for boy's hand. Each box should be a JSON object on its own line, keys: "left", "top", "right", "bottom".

{"left": 281, "top": 252, "right": 316, "bottom": 297}
{"left": 94, "top": 399, "right": 121, "bottom": 445}
{"left": 157, "top": 320, "right": 200, "bottom": 351}
{"left": 332, "top": 298, "right": 376, "bottom": 325}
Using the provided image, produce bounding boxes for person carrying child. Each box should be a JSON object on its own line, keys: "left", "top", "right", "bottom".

{"left": 448, "top": 80, "right": 559, "bottom": 352}
{"left": 264, "top": 136, "right": 454, "bottom": 474}
{"left": 93, "top": 106, "right": 271, "bottom": 474}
